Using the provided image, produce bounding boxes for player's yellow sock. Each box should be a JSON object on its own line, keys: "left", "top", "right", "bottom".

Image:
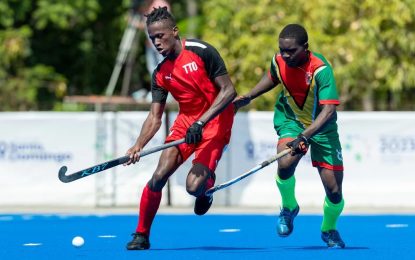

{"left": 321, "top": 196, "right": 344, "bottom": 232}
{"left": 275, "top": 175, "right": 298, "bottom": 211}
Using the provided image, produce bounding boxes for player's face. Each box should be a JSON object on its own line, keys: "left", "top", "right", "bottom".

{"left": 147, "top": 21, "right": 179, "bottom": 57}
{"left": 279, "top": 37, "right": 308, "bottom": 67}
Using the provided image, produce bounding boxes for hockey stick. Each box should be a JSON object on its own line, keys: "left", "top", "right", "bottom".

{"left": 58, "top": 138, "right": 185, "bottom": 183}
{"left": 205, "top": 148, "right": 291, "bottom": 196}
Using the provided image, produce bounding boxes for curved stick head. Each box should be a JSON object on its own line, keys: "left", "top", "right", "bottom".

{"left": 58, "top": 166, "right": 68, "bottom": 183}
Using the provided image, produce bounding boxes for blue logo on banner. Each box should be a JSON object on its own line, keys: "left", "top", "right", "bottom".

{"left": 0, "top": 142, "right": 6, "bottom": 159}
{"left": 380, "top": 136, "right": 415, "bottom": 153}
{"left": 0, "top": 141, "right": 72, "bottom": 163}
{"left": 244, "top": 140, "right": 276, "bottom": 160}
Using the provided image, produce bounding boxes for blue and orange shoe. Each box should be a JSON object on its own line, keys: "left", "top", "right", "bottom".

{"left": 321, "top": 230, "right": 346, "bottom": 248}
{"left": 277, "top": 205, "right": 300, "bottom": 237}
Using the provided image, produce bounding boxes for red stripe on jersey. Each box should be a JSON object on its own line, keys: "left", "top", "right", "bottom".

{"left": 275, "top": 53, "right": 325, "bottom": 109}
{"left": 320, "top": 100, "right": 340, "bottom": 105}
{"left": 312, "top": 161, "right": 344, "bottom": 171}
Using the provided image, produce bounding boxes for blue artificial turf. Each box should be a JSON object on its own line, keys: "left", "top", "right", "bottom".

{"left": 0, "top": 213, "right": 413, "bottom": 259}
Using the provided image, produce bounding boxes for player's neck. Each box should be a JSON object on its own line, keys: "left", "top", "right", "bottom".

{"left": 167, "top": 38, "right": 183, "bottom": 60}
{"left": 297, "top": 51, "right": 310, "bottom": 68}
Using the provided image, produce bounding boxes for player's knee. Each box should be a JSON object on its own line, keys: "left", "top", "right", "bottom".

{"left": 277, "top": 166, "right": 295, "bottom": 180}
{"left": 147, "top": 174, "right": 167, "bottom": 192}
{"left": 327, "top": 192, "right": 342, "bottom": 204}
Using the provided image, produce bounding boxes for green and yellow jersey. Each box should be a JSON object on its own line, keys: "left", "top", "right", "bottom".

{"left": 268, "top": 51, "right": 339, "bottom": 134}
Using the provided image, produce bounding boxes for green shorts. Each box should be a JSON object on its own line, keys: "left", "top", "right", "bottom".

{"left": 276, "top": 121, "right": 344, "bottom": 171}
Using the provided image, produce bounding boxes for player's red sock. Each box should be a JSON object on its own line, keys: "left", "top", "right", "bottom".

{"left": 136, "top": 185, "right": 162, "bottom": 236}
{"left": 203, "top": 173, "right": 215, "bottom": 195}
{"left": 206, "top": 176, "right": 215, "bottom": 190}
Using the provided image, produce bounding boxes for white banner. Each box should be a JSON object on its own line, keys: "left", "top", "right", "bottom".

{"left": 1, "top": 112, "right": 414, "bottom": 209}
{"left": 0, "top": 113, "right": 96, "bottom": 206}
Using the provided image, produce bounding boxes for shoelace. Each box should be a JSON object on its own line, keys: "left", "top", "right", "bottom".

{"left": 279, "top": 208, "right": 292, "bottom": 224}
{"left": 328, "top": 230, "right": 341, "bottom": 241}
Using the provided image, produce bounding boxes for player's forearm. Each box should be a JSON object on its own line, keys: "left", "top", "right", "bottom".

{"left": 135, "top": 112, "right": 163, "bottom": 148}
{"left": 245, "top": 74, "right": 276, "bottom": 100}
{"left": 199, "top": 83, "right": 236, "bottom": 125}
{"left": 302, "top": 104, "right": 336, "bottom": 139}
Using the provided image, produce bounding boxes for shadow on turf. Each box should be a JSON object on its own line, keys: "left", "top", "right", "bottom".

{"left": 152, "top": 246, "right": 268, "bottom": 251}
{"left": 284, "top": 246, "right": 369, "bottom": 250}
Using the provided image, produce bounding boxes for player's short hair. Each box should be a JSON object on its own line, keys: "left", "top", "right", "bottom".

{"left": 279, "top": 24, "right": 308, "bottom": 45}
{"left": 145, "top": 6, "right": 176, "bottom": 27}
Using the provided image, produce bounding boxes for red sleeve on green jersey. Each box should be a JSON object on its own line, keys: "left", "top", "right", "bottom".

{"left": 314, "top": 65, "right": 340, "bottom": 106}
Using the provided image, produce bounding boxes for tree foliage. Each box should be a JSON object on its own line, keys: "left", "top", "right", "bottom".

{"left": 202, "top": 0, "right": 415, "bottom": 111}
{"left": 0, "top": 0, "right": 129, "bottom": 110}
{"left": 0, "top": 0, "right": 193, "bottom": 111}
{"left": 1, "top": 0, "right": 414, "bottom": 111}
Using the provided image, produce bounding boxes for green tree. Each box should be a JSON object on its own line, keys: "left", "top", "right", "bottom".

{"left": 0, "top": 0, "right": 67, "bottom": 110}
{"left": 202, "top": 0, "right": 415, "bottom": 111}
{"left": 0, "top": 0, "right": 195, "bottom": 111}
{"left": 0, "top": 0, "right": 130, "bottom": 110}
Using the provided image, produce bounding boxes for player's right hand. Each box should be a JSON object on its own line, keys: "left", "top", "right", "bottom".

{"left": 185, "top": 121, "right": 204, "bottom": 144}
{"left": 286, "top": 134, "right": 309, "bottom": 156}
{"left": 233, "top": 95, "right": 251, "bottom": 113}
{"left": 124, "top": 145, "right": 143, "bottom": 165}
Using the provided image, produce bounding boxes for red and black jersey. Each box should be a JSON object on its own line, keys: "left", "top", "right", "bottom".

{"left": 152, "top": 39, "right": 227, "bottom": 110}
{"left": 151, "top": 39, "right": 234, "bottom": 139}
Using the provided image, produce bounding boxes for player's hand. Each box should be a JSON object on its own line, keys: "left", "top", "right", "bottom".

{"left": 185, "top": 121, "right": 204, "bottom": 144}
{"left": 286, "top": 134, "right": 309, "bottom": 156}
{"left": 124, "top": 144, "right": 143, "bottom": 165}
{"left": 233, "top": 95, "right": 251, "bottom": 113}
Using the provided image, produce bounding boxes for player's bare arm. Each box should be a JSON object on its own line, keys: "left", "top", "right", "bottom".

{"left": 233, "top": 74, "right": 278, "bottom": 111}
{"left": 286, "top": 104, "right": 337, "bottom": 156}
{"left": 301, "top": 104, "right": 336, "bottom": 139}
{"left": 197, "top": 74, "right": 237, "bottom": 125}
{"left": 126, "top": 102, "right": 165, "bottom": 164}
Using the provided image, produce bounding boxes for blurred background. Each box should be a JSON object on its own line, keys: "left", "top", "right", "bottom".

{"left": 1, "top": 0, "right": 415, "bottom": 111}
{"left": 1, "top": 0, "right": 415, "bottom": 213}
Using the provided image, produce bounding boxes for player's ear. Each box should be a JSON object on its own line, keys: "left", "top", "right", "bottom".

{"left": 303, "top": 42, "right": 309, "bottom": 50}
{"left": 173, "top": 26, "right": 179, "bottom": 37}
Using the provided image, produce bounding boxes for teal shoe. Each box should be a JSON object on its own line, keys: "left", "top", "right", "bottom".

{"left": 277, "top": 205, "right": 300, "bottom": 237}
{"left": 321, "top": 230, "right": 346, "bottom": 248}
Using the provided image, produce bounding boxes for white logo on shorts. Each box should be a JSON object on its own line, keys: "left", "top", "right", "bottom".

{"left": 336, "top": 149, "right": 343, "bottom": 161}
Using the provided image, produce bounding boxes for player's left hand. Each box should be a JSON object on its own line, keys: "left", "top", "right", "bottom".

{"left": 233, "top": 95, "right": 251, "bottom": 113}
{"left": 286, "top": 134, "right": 309, "bottom": 156}
{"left": 125, "top": 144, "right": 142, "bottom": 165}
{"left": 185, "top": 120, "right": 204, "bottom": 144}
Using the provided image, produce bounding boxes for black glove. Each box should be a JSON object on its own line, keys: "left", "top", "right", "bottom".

{"left": 286, "top": 134, "right": 309, "bottom": 155}
{"left": 185, "top": 120, "right": 204, "bottom": 144}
